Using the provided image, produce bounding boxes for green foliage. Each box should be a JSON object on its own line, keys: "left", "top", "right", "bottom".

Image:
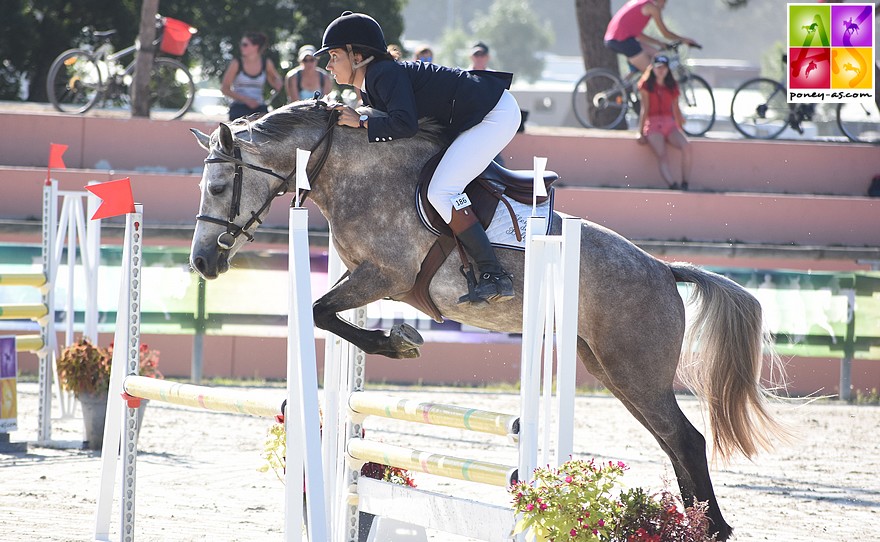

{"left": 57, "top": 338, "right": 111, "bottom": 397}
{"left": 470, "top": 0, "right": 553, "bottom": 83}
{"left": 436, "top": 27, "right": 473, "bottom": 69}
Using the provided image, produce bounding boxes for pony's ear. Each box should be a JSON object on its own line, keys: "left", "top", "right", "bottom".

{"left": 190, "top": 128, "right": 211, "bottom": 151}
{"left": 219, "top": 123, "right": 234, "bottom": 154}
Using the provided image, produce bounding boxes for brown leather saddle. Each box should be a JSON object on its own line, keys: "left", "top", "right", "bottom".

{"left": 398, "top": 151, "right": 558, "bottom": 322}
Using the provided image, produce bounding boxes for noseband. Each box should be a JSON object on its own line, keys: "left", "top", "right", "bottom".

{"left": 197, "top": 108, "right": 340, "bottom": 250}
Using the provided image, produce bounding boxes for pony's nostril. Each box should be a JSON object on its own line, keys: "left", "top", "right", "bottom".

{"left": 192, "top": 255, "right": 208, "bottom": 274}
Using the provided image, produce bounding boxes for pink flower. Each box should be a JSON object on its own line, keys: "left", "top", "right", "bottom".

{"left": 597, "top": 519, "right": 605, "bottom": 527}
{"left": 565, "top": 476, "right": 573, "bottom": 483}
{"left": 570, "top": 528, "right": 578, "bottom": 536}
{"left": 526, "top": 503, "right": 535, "bottom": 511}
{"left": 539, "top": 502, "right": 548, "bottom": 511}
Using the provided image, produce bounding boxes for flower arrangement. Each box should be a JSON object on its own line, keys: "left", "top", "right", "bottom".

{"left": 58, "top": 339, "right": 162, "bottom": 397}
{"left": 57, "top": 338, "right": 111, "bottom": 397}
{"left": 510, "top": 459, "right": 715, "bottom": 542}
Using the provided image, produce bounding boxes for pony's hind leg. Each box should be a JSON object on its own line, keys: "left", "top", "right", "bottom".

{"left": 577, "top": 338, "right": 733, "bottom": 541}
{"left": 313, "top": 261, "right": 424, "bottom": 359}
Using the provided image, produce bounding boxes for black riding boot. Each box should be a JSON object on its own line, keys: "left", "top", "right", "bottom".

{"left": 453, "top": 220, "right": 515, "bottom": 303}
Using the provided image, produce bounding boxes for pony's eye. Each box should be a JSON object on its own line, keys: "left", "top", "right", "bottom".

{"left": 208, "top": 182, "right": 226, "bottom": 196}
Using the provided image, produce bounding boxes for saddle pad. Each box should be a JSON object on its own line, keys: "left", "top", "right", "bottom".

{"left": 416, "top": 181, "right": 554, "bottom": 251}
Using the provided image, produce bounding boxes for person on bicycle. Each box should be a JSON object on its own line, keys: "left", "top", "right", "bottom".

{"left": 221, "top": 31, "right": 283, "bottom": 120}
{"left": 637, "top": 55, "right": 691, "bottom": 190}
{"left": 604, "top": 0, "right": 700, "bottom": 73}
{"left": 316, "top": 11, "right": 521, "bottom": 304}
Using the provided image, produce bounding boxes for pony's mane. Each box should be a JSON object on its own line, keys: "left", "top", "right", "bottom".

{"left": 233, "top": 100, "right": 447, "bottom": 148}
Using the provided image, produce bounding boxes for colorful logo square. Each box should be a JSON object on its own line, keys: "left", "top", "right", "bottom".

{"left": 831, "top": 47, "right": 873, "bottom": 90}
{"left": 789, "top": 48, "right": 831, "bottom": 89}
{"left": 830, "top": 4, "right": 874, "bottom": 48}
{"left": 789, "top": 4, "right": 831, "bottom": 47}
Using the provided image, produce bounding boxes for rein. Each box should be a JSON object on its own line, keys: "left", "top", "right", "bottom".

{"left": 197, "top": 108, "right": 339, "bottom": 250}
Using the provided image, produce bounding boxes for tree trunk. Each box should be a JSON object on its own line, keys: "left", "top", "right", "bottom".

{"left": 574, "top": 0, "right": 618, "bottom": 75}
{"left": 574, "top": 0, "right": 628, "bottom": 129}
{"left": 131, "top": 0, "right": 160, "bottom": 118}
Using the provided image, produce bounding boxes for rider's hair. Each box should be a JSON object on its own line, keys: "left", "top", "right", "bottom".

{"left": 350, "top": 44, "right": 396, "bottom": 63}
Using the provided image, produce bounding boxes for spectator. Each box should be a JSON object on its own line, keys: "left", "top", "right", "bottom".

{"left": 469, "top": 42, "right": 491, "bottom": 71}
{"left": 285, "top": 44, "right": 333, "bottom": 102}
{"left": 604, "top": 0, "right": 700, "bottom": 72}
{"left": 386, "top": 44, "right": 402, "bottom": 60}
{"left": 414, "top": 45, "right": 433, "bottom": 63}
{"left": 221, "top": 31, "right": 283, "bottom": 120}
{"left": 637, "top": 55, "right": 691, "bottom": 190}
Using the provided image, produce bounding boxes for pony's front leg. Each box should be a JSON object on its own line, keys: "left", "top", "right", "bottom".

{"left": 312, "top": 262, "right": 424, "bottom": 359}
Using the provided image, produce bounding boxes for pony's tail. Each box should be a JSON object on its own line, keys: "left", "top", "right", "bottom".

{"left": 670, "top": 262, "right": 789, "bottom": 461}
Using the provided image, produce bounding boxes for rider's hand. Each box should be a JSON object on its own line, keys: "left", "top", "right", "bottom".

{"left": 328, "top": 104, "right": 360, "bottom": 128}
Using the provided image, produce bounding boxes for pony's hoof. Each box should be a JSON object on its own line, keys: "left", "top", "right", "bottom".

{"left": 390, "top": 323, "right": 424, "bottom": 351}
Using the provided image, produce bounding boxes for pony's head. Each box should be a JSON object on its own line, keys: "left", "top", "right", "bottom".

{"left": 189, "top": 103, "right": 334, "bottom": 278}
{"left": 189, "top": 120, "right": 285, "bottom": 278}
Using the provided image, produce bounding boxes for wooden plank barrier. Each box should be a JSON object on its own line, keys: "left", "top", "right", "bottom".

{"left": 123, "top": 376, "right": 284, "bottom": 419}
{"left": 348, "top": 438, "right": 518, "bottom": 487}
{"left": 348, "top": 391, "right": 519, "bottom": 437}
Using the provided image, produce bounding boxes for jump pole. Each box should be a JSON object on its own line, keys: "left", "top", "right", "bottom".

{"left": 94, "top": 205, "right": 327, "bottom": 542}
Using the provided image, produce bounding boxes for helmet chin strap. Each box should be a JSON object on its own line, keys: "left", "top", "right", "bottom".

{"left": 346, "top": 44, "right": 374, "bottom": 86}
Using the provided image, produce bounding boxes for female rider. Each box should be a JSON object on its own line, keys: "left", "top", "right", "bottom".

{"left": 316, "top": 11, "right": 521, "bottom": 304}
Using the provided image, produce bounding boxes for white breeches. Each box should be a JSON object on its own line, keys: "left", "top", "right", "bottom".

{"left": 427, "top": 90, "right": 521, "bottom": 223}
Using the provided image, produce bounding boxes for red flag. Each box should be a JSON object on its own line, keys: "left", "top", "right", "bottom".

{"left": 85, "top": 178, "right": 136, "bottom": 220}
{"left": 48, "top": 143, "right": 68, "bottom": 169}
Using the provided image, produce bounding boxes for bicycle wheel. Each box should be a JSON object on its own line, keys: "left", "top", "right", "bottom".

{"left": 571, "top": 69, "right": 629, "bottom": 129}
{"left": 837, "top": 100, "right": 880, "bottom": 143}
{"left": 47, "top": 49, "right": 102, "bottom": 114}
{"left": 149, "top": 57, "right": 195, "bottom": 120}
{"left": 678, "top": 73, "right": 715, "bottom": 137}
{"left": 730, "top": 78, "right": 789, "bottom": 139}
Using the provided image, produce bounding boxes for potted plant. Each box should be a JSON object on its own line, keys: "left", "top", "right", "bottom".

{"left": 58, "top": 338, "right": 161, "bottom": 450}
{"left": 57, "top": 338, "right": 111, "bottom": 450}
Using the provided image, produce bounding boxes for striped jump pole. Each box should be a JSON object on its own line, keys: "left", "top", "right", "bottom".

{"left": 14, "top": 335, "right": 43, "bottom": 353}
{"left": 348, "top": 391, "right": 519, "bottom": 438}
{"left": 0, "top": 303, "right": 49, "bottom": 320}
{"left": 123, "top": 376, "right": 284, "bottom": 419}
{"left": 347, "top": 438, "right": 518, "bottom": 487}
{"left": 0, "top": 273, "right": 48, "bottom": 288}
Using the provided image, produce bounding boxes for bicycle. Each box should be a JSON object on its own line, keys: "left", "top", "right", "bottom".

{"left": 47, "top": 15, "right": 197, "bottom": 121}
{"left": 730, "top": 55, "right": 879, "bottom": 143}
{"left": 571, "top": 42, "right": 716, "bottom": 137}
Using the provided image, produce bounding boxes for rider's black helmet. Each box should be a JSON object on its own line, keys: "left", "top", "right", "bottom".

{"left": 315, "top": 11, "right": 387, "bottom": 56}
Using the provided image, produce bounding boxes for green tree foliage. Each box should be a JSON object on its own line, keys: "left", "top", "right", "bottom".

{"left": 3, "top": 0, "right": 405, "bottom": 102}
{"left": 470, "top": 0, "right": 553, "bottom": 83}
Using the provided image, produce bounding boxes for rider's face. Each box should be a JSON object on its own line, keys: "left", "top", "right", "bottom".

{"left": 326, "top": 48, "right": 351, "bottom": 83}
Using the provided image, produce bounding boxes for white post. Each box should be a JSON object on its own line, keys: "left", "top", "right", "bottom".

{"left": 519, "top": 216, "right": 547, "bottom": 484}
{"left": 37, "top": 181, "right": 57, "bottom": 443}
{"left": 553, "top": 219, "right": 580, "bottom": 463}
{"left": 286, "top": 207, "right": 327, "bottom": 541}
{"left": 94, "top": 204, "right": 143, "bottom": 541}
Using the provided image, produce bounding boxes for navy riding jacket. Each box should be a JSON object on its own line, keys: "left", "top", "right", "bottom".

{"left": 361, "top": 60, "right": 513, "bottom": 143}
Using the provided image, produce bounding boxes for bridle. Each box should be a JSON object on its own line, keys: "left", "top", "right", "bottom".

{"left": 197, "top": 108, "right": 340, "bottom": 250}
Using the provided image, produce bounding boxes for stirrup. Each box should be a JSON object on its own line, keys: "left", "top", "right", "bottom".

{"left": 457, "top": 264, "right": 483, "bottom": 304}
